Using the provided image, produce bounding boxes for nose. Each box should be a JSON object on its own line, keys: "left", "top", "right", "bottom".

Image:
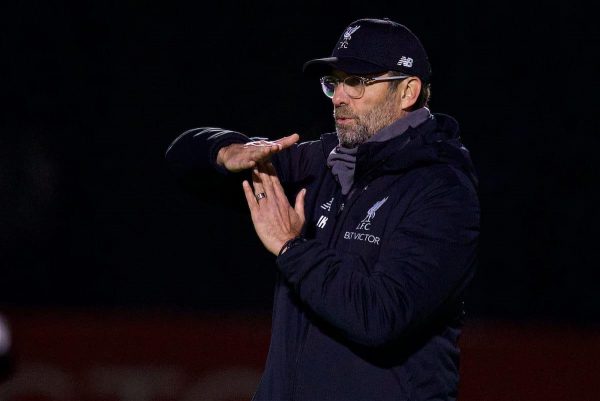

{"left": 332, "top": 82, "right": 350, "bottom": 106}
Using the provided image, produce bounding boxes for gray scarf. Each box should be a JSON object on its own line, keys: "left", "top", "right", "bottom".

{"left": 326, "top": 108, "right": 432, "bottom": 195}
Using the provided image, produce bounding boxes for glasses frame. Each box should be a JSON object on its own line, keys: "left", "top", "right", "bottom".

{"left": 319, "top": 74, "right": 411, "bottom": 99}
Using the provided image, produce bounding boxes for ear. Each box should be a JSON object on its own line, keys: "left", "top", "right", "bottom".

{"left": 400, "top": 77, "right": 422, "bottom": 110}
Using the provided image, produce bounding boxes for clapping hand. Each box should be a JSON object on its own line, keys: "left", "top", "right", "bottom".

{"left": 217, "top": 134, "right": 299, "bottom": 173}
{"left": 242, "top": 162, "right": 306, "bottom": 256}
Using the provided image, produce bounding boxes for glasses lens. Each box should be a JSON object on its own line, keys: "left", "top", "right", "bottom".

{"left": 320, "top": 77, "right": 336, "bottom": 98}
{"left": 343, "top": 76, "right": 364, "bottom": 98}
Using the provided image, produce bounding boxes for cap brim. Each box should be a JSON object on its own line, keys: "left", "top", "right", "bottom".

{"left": 302, "top": 57, "right": 389, "bottom": 77}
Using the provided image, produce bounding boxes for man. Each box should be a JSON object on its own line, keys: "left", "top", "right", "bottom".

{"left": 166, "top": 17, "right": 479, "bottom": 401}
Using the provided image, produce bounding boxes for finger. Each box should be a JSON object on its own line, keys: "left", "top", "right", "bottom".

{"left": 264, "top": 163, "right": 286, "bottom": 203}
{"left": 295, "top": 188, "right": 306, "bottom": 222}
{"left": 265, "top": 162, "right": 281, "bottom": 186}
{"left": 252, "top": 168, "right": 266, "bottom": 198}
{"left": 274, "top": 133, "right": 300, "bottom": 150}
{"left": 255, "top": 164, "right": 274, "bottom": 199}
{"left": 242, "top": 180, "right": 258, "bottom": 213}
{"left": 264, "top": 144, "right": 281, "bottom": 155}
{"left": 252, "top": 146, "right": 275, "bottom": 160}
{"left": 235, "top": 155, "right": 259, "bottom": 171}
{"left": 245, "top": 137, "right": 293, "bottom": 160}
{"left": 247, "top": 145, "right": 277, "bottom": 166}
{"left": 243, "top": 140, "right": 275, "bottom": 148}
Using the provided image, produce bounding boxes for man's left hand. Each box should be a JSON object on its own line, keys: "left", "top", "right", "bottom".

{"left": 242, "top": 162, "right": 306, "bottom": 255}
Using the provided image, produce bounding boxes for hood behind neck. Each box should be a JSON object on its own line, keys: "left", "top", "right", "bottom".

{"left": 354, "top": 113, "right": 479, "bottom": 188}
{"left": 326, "top": 108, "right": 432, "bottom": 195}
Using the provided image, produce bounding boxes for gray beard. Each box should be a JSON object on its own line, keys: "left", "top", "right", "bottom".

{"left": 335, "top": 96, "right": 399, "bottom": 148}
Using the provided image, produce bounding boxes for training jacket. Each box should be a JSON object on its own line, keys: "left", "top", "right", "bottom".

{"left": 165, "top": 112, "right": 480, "bottom": 401}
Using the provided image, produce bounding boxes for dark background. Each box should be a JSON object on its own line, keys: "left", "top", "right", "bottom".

{"left": 1, "top": 2, "right": 597, "bottom": 323}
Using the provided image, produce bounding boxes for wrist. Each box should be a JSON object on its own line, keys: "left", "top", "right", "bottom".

{"left": 216, "top": 146, "right": 227, "bottom": 166}
{"left": 278, "top": 236, "right": 307, "bottom": 257}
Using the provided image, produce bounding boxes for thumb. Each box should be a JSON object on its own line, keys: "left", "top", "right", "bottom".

{"left": 294, "top": 188, "right": 306, "bottom": 222}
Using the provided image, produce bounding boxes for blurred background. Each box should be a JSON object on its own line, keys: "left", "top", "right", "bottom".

{"left": 1, "top": 1, "right": 597, "bottom": 400}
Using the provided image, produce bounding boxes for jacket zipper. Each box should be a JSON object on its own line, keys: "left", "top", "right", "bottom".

{"left": 291, "top": 178, "right": 367, "bottom": 399}
{"left": 328, "top": 181, "right": 367, "bottom": 248}
{"left": 291, "top": 181, "right": 338, "bottom": 400}
{"left": 291, "top": 323, "right": 311, "bottom": 400}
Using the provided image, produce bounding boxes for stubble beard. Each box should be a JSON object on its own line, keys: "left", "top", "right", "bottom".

{"left": 334, "top": 96, "right": 399, "bottom": 148}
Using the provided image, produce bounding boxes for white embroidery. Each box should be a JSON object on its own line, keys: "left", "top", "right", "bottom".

{"left": 321, "top": 197, "right": 334, "bottom": 211}
{"left": 356, "top": 197, "right": 388, "bottom": 231}
{"left": 338, "top": 25, "right": 361, "bottom": 49}
{"left": 397, "top": 56, "right": 413, "bottom": 67}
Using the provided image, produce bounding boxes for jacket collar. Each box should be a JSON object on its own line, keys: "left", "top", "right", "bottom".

{"left": 320, "top": 112, "right": 478, "bottom": 189}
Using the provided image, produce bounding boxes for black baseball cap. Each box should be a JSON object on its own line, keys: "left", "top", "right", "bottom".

{"left": 303, "top": 18, "right": 431, "bottom": 82}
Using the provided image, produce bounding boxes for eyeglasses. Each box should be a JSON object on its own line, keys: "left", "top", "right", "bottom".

{"left": 319, "top": 74, "right": 410, "bottom": 99}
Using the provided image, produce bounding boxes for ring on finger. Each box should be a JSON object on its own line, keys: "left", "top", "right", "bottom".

{"left": 255, "top": 192, "right": 267, "bottom": 201}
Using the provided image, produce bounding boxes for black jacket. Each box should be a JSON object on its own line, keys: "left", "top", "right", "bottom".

{"left": 165, "top": 113, "right": 480, "bottom": 401}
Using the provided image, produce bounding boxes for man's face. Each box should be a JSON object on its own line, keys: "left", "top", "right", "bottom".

{"left": 332, "top": 71, "right": 404, "bottom": 148}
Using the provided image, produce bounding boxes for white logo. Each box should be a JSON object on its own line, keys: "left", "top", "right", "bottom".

{"left": 317, "top": 215, "right": 328, "bottom": 229}
{"left": 321, "top": 197, "right": 334, "bottom": 211}
{"left": 344, "top": 231, "right": 381, "bottom": 245}
{"left": 338, "top": 25, "right": 361, "bottom": 49}
{"left": 397, "top": 56, "right": 413, "bottom": 67}
{"left": 356, "top": 197, "right": 388, "bottom": 231}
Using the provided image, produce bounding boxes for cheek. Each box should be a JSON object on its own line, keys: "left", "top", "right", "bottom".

{"left": 351, "top": 100, "right": 376, "bottom": 119}
{"left": 355, "top": 88, "right": 391, "bottom": 114}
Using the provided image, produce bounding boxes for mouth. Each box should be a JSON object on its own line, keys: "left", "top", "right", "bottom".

{"left": 334, "top": 106, "right": 356, "bottom": 125}
{"left": 334, "top": 113, "right": 356, "bottom": 125}
{"left": 335, "top": 117, "right": 354, "bottom": 125}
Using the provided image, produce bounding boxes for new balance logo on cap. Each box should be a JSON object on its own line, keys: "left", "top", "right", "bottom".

{"left": 397, "top": 56, "right": 413, "bottom": 67}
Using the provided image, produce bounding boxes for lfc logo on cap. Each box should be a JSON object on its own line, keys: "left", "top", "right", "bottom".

{"left": 339, "top": 25, "right": 361, "bottom": 49}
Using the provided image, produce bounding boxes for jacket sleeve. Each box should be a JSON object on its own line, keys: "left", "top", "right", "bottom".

{"left": 164, "top": 126, "right": 325, "bottom": 189}
{"left": 164, "top": 127, "right": 259, "bottom": 209}
{"left": 276, "top": 172, "right": 480, "bottom": 348}
{"left": 164, "top": 127, "right": 251, "bottom": 178}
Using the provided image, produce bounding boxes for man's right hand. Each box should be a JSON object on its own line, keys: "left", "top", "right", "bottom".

{"left": 216, "top": 133, "right": 300, "bottom": 173}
